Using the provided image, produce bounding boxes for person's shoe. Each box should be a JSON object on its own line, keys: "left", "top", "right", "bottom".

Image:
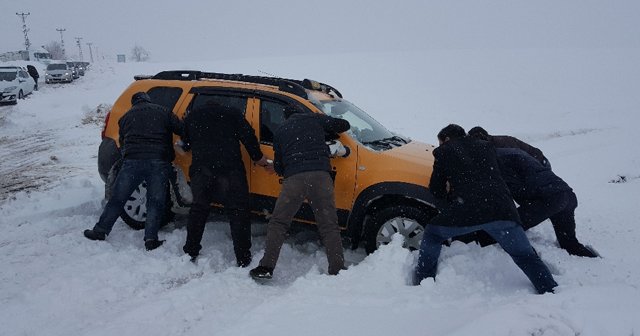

{"left": 249, "top": 266, "right": 273, "bottom": 280}
{"left": 83, "top": 229, "right": 106, "bottom": 241}
{"left": 144, "top": 239, "right": 164, "bottom": 251}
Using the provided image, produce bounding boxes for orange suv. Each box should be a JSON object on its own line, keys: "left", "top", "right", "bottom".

{"left": 98, "top": 70, "right": 437, "bottom": 253}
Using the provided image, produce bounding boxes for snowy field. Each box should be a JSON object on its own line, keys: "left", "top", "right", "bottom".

{"left": 1, "top": 49, "right": 640, "bottom": 335}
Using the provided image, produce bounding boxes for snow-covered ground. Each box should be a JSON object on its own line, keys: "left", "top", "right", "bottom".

{"left": 1, "top": 49, "right": 639, "bottom": 335}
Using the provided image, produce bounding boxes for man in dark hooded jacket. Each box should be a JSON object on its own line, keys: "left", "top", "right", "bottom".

{"left": 83, "top": 92, "right": 183, "bottom": 251}
{"left": 181, "top": 102, "right": 271, "bottom": 266}
{"left": 26, "top": 65, "right": 39, "bottom": 90}
{"left": 486, "top": 147, "right": 597, "bottom": 257}
{"left": 250, "top": 106, "right": 350, "bottom": 280}
{"left": 413, "top": 124, "right": 557, "bottom": 294}
{"left": 468, "top": 126, "right": 551, "bottom": 168}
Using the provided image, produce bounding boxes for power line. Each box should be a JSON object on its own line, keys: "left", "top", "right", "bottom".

{"left": 56, "top": 28, "right": 67, "bottom": 59}
{"left": 86, "top": 42, "right": 94, "bottom": 63}
{"left": 75, "top": 37, "right": 84, "bottom": 61}
{"left": 16, "top": 12, "right": 31, "bottom": 51}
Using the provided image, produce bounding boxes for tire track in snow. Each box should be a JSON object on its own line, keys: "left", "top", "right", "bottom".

{"left": 0, "top": 131, "right": 58, "bottom": 201}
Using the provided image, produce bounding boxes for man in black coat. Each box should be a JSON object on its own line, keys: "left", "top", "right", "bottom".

{"left": 414, "top": 124, "right": 557, "bottom": 294}
{"left": 181, "top": 102, "right": 271, "bottom": 266}
{"left": 468, "top": 126, "right": 550, "bottom": 168}
{"left": 84, "top": 92, "right": 184, "bottom": 251}
{"left": 26, "top": 65, "right": 39, "bottom": 90}
{"left": 489, "top": 148, "right": 597, "bottom": 257}
{"left": 250, "top": 106, "right": 350, "bottom": 280}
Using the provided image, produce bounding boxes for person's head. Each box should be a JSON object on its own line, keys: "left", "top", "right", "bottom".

{"left": 283, "top": 105, "right": 302, "bottom": 119}
{"left": 437, "top": 124, "right": 466, "bottom": 145}
{"left": 131, "top": 92, "right": 151, "bottom": 105}
{"left": 468, "top": 126, "right": 491, "bottom": 141}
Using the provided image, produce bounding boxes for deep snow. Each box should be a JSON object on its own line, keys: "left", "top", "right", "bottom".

{"left": 1, "top": 49, "right": 640, "bottom": 335}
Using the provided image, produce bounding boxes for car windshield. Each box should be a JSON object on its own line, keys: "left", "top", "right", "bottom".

{"left": 0, "top": 72, "right": 17, "bottom": 81}
{"left": 310, "top": 98, "right": 409, "bottom": 150}
{"left": 47, "top": 64, "right": 67, "bottom": 70}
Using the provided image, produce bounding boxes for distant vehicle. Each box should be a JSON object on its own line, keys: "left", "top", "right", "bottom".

{"left": 45, "top": 63, "right": 74, "bottom": 84}
{"left": 0, "top": 66, "right": 36, "bottom": 105}
{"left": 72, "top": 62, "right": 86, "bottom": 76}
{"left": 66, "top": 62, "right": 80, "bottom": 79}
{"left": 0, "top": 48, "right": 52, "bottom": 64}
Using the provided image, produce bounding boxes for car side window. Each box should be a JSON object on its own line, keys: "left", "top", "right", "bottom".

{"left": 189, "top": 94, "right": 248, "bottom": 116}
{"left": 147, "top": 87, "right": 183, "bottom": 111}
{"left": 259, "top": 100, "right": 288, "bottom": 144}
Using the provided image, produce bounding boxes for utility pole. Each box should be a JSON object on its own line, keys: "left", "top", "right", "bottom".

{"left": 86, "top": 42, "right": 94, "bottom": 63}
{"left": 16, "top": 12, "right": 31, "bottom": 51}
{"left": 56, "top": 28, "right": 67, "bottom": 59}
{"left": 75, "top": 37, "right": 84, "bottom": 61}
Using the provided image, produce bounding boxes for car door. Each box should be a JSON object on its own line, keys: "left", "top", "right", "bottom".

{"left": 248, "top": 96, "right": 357, "bottom": 227}
{"left": 18, "top": 70, "right": 33, "bottom": 95}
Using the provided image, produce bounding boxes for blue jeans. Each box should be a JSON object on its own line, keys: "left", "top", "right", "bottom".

{"left": 94, "top": 159, "right": 171, "bottom": 240}
{"left": 414, "top": 220, "right": 557, "bottom": 294}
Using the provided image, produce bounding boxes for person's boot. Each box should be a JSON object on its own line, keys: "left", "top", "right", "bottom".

{"left": 249, "top": 266, "right": 274, "bottom": 280}
{"left": 83, "top": 229, "right": 106, "bottom": 241}
{"left": 145, "top": 239, "right": 164, "bottom": 251}
{"left": 236, "top": 250, "right": 252, "bottom": 268}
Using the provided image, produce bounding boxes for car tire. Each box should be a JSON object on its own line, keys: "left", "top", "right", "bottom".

{"left": 106, "top": 166, "right": 174, "bottom": 230}
{"left": 18, "top": 90, "right": 24, "bottom": 99}
{"left": 364, "top": 204, "right": 432, "bottom": 254}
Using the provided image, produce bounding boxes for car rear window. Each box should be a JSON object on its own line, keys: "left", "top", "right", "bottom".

{"left": 147, "top": 87, "right": 183, "bottom": 111}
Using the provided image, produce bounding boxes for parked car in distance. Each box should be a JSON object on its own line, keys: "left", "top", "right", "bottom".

{"left": 0, "top": 66, "right": 35, "bottom": 105}
{"left": 72, "top": 61, "right": 89, "bottom": 76}
{"left": 99, "top": 70, "right": 438, "bottom": 253}
{"left": 45, "top": 63, "right": 74, "bottom": 83}
{"left": 66, "top": 62, "right": 80, "bottom": 79}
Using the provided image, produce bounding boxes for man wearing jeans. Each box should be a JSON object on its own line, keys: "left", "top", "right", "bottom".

{"left": 250, "top": 106, "right": 350, "bottom": 280}
{"left": 413, "top": 124, "right": 557, "bottom": 294}
{"left": 83, "top": 92, "right": 183, "bottom": 251}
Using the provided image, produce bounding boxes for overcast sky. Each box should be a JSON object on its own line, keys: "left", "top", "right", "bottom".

{"left": 1, "top": 0, "right": 639, "bottom": 62}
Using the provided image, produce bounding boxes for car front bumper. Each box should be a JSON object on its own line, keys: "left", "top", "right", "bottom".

{"left": 1, "top": 92, "right": 17, "bottom": 103}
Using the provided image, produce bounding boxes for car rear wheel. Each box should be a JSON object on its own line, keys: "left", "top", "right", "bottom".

{"left": 364, "top": 204, "right": 432, "bottom": 254}
{"left": 106, "top": 167, "right": 174, "bottom": 230}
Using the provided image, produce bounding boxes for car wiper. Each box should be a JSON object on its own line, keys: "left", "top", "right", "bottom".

{"left": 363, "top": 136, "right": 407, "bottom": 147}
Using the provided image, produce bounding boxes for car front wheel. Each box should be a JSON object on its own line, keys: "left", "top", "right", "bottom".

{"left": 364, "top": 204, "right": 432, "bottom": 254}
{"left": 18, "top": 90, "right": 24, "bottom": 99}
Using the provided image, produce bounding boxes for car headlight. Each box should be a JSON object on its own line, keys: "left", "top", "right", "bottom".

{"left": 3, "top": 86, "right": 17, "bottom": 93}
{"left": 65, "top": 72, "right": 70, "bottom": 75}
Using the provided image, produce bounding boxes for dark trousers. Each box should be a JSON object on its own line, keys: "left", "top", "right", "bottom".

{"left": 94, "top": 159, "right": 171, "bottom": 240}
{"left": 474, "top": 191, "right": 584, "bottom": 249}
{"left": 415, "top": 220, "right": 557, "bottom": 294}
{"left": 183, "top": 168, "right": 252, "bottom": 264}
{"left": 518, "top": 190, "right": 581, "bottom": 248}
{"left": 259, "top": 171, "right": 344, "bottom": 275}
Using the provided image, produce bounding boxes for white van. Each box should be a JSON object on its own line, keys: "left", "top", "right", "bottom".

{"left": 0, "top": 66, "right": 36, "bottom": 105}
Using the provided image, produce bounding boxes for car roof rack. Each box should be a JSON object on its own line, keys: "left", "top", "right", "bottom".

{"left": 145, "top": 70, "right": 343, "bottom": 99}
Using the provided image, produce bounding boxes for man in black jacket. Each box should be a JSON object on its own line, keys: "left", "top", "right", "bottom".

{"left": 181, "top": 102, "right": 271, "bottom": 266}
{"left": 468, "top": 126, "right": 551, "bottom": 168}
{"left": 250, "top": 106, "right": 350, "bottom": 280}
{"left": 488, "top": 148, "right": 597, "bottom": 257}
{"left": 26, "top": 65, "right": 39, "bottom": 90}
{"left": 84, "top": 92, "right": 183, "bottom": 251}
{"left": 413, "top": 124, "right": 557, "bottom": 294}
